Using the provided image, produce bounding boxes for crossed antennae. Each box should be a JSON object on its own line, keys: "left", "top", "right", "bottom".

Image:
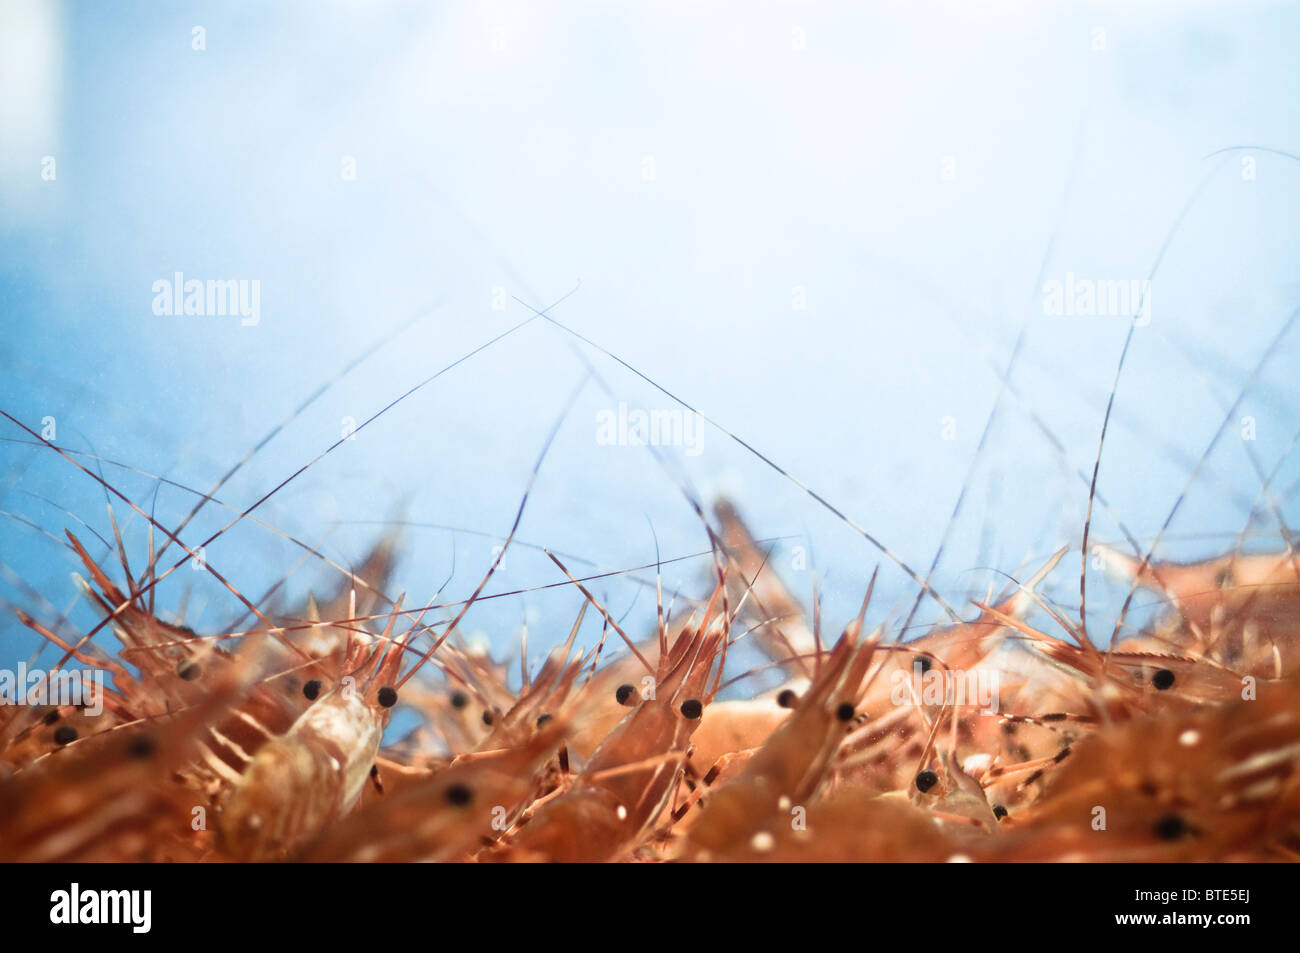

{"left": 510, "top": 297, "right": 964, "bottom": 626}
{"left": 151, "top": 302, "right": 443, "bottom": 571}
{"left": 1079, "top": 155, "right": 1232, "bottom": 647}
{"left": 395, "top": 367, "right": 591, "bottom": 689}
{"left": 0, "top": 296, "right": 562, "bottom": 677}
{"left": 1104, "top": 303, "right": 1300, "bottom": 654}
{"left": 900, "top": 130, "right": 1083, "bottom": 643}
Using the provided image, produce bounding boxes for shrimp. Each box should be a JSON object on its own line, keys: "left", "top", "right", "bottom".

{"left": 305, "top": 719, "right": 570, "bottom": 862}
{"left": 711, "top": 505, "right": 1069, "bottom": 801}
{"left": 34, "top": 533, "right": 321, "bottom": 800}
{"left": 1100, "top": 545, "right": 1300, "bottom": 677}
{"left": 469, "top": 603, "right": 588, "bottom": 755}
{"left": 490, "top": 586, "right": 730, "bottom": 862}
{"left": 216, "top": 602, "right": 426, "bottom": 860}
{"left": 0, "top": 679, "right": 243, "bottom": 862}
{"left": 970, "top": 597, "right": 1251, "bottom": 719}
{"left": 676, "top": 622, "right": 880, "bottom": 861}
{"left": 976, "top": 678, "right": 1300, "bottom": 861}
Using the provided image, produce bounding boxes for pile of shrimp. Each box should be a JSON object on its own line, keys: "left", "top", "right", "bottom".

{"left": 3, "top": 232, "right": 1298, "bottom": 859}
{"left": 2, "top": 489, "right": 1298, "bottom": 863}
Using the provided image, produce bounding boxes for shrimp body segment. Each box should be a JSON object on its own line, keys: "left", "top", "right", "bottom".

{"left": 218, "top": 606, "right": 422, "bottom": 859}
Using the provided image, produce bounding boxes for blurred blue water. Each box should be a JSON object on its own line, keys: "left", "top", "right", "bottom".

{"left": 2, "top": 1, "right": 1299, "bottom": 692}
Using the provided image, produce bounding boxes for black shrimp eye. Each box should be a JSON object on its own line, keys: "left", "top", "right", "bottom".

{"left": 1153, "top": 813, "right": 1188, "bottom": 841}
{"left": 445, "top": 783, "right": 473, "bottom": 807}
{"left": 129, "top": 735, "right": 157, "bottom": 759}
{"left": 450, "top": 691, "right": 469, "bottom": 710}
{"left": 915, "top": 770, "right": 939, "bottom": 793}
{"left": 776, "top": 689, "right": 799, "bottom": 709}
{"left": 916, "top": 656, "right": 932, "bottom": 674}
{"left": 53, "top": 725, "right": 78, "bottom": 746}
{"left": 302, "top": 679, "right": 322, "bottom": 701}
{"left": 536, "top": 713, "right": 552, "bottom": 728}
{"left": 177, "top": 661, "right": 201, "bottom": 681}
{"left": 377, "top": 686, "right": 398, "bottom": 708}
{"left": 615, "top": 684, "right": 636, "bottom": 706}
{"left": 679, "top": 698, "right": 703, "bottom": 720}
{"left": 835, "top": 702, "right": 855, "bottom": 722}
{"left": 993, "top": 804, "right": 1008, "bottom": 821}
{"left": 42, "top": 708, "right": 61, "bottom": 725}
{"left": 1152, "top": 669, "right": 1175, "bottom": 691}
{"left": 482, "top": 710, "right": 494, "bottom": 726}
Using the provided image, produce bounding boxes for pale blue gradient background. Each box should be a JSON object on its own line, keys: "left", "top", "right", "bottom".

{"left": 2, "top": 1, "right": 1299, "bottom": 690}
